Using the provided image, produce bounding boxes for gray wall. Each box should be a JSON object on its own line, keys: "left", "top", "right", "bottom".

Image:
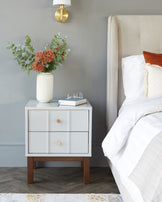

{"left": 0, "top": 0, "right": 162, "bottom": 167}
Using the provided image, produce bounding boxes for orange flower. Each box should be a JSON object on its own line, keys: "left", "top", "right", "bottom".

{"left": 32, "top": 61, "right": 44, "bottom": 72}
{"left": 57, "top": 43, "right": 62, "bottom": 47}
{"left": 35, "top": 51, "right": 44, "bottom": 61}
{"left": 44, "top": 49, "right": 55, "bottom": 63}
{"left": 35, "top": 51, "right": 47, "bottom": 65}
{"left": 55, "top": 48, "right": 59, "bottom": 52}
{"left": 62, "top": 50, "right": 65, "bottom": 55}
{"left": 32, "top": 61, "right": 38, "bottom": 71}
{"left": 37, "top": 63, "right": 44, "bottom": 72}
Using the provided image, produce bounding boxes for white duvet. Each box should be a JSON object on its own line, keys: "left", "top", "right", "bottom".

{"left": 102, "top": 96, "right": 162, "bottom": 202}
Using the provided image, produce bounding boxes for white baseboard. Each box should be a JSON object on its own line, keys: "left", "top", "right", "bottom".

{"left": 0, "top": 143, "right": 24, "bottom": 146}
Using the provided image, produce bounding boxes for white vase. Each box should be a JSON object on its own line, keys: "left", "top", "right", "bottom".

{"left": 36, "top": 72, "right": 54, "bottom": 103}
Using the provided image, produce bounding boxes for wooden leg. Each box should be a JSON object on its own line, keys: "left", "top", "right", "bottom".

{"left": 81, "top": 161, "right": 84, "bottom": 171}
{"left": 83, "top": 157, "right": 90, "bottom": 184}
{"left": 28, "top": 157, "right": 34, "bottom": 184}
{"left": 26, "top": 157, "right": 90, "bottom": 184}
{"left": 33, "top": 161, "right": 36, "bottom": 169}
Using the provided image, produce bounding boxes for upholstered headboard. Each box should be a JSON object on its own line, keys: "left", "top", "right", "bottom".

{"left": 107, "top": 15, "right": 162, "bottom": 130}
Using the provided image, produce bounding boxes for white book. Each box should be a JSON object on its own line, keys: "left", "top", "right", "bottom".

{"left": 58, "top": 97, "right": 87, "bottom": 106}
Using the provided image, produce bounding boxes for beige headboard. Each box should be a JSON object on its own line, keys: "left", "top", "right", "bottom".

{"left": 107, "top": 15, "right": 162, "bottom": 130}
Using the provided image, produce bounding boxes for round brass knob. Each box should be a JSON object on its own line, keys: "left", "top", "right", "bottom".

{"left": 56, "top": 141, "right": 61, "bottom": 146}
{"left": 57, "top": 119, "right": 61, "bottom": 123}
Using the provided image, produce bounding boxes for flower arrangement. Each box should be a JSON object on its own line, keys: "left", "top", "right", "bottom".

{"left": 7, "top": 33, "right": 70, "bottom": 74}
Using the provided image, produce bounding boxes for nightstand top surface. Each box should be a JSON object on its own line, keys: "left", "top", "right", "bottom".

{"left": 25, "top": 100, "right": 92, "bottom": 110}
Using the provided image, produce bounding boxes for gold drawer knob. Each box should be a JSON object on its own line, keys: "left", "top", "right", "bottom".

{"left": 56, "top": 119, "right": 61, "bottom": 123}
{"left": 56, "top": 141, "right": 61, "bottom": 146}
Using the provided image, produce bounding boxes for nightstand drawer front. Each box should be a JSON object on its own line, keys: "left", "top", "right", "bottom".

{"left": 49, "top": 132, "right": 69, "bottom": 153}
{"left": 29, "top": 111, "right": 48, "bottom": 131}
{"left": 49, "top": 111, "right": 69, "bottom": 131}
{"left": 70, "top": 132, "right": 88, "bottom": 153}
{"left": 28, "top": 110, "right": 89, "bottom": 132}
{"left": 29, "top": 132, "right": 48, "bottom": 153}
{"left": 71, "top": 111, "right": 88, "bottom": 131}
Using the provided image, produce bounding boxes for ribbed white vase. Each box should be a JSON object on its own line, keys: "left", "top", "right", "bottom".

{"left": 36, "top": 73, "right": 54, "bottom": 103}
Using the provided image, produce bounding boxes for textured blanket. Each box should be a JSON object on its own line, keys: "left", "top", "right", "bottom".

{"left": 102, "top": 96, "right": 162, "bottom": 202}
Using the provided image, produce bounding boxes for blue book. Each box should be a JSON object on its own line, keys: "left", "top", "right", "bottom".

{"left": 58, "top": 97, "right": 87, "bottom": 106}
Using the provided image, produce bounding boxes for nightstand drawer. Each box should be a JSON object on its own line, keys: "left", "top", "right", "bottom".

{"left": 49, "top": 111, "right": 69, "bottom": 131}
{"left": 49, "top": 132, "right": 69, "bottom": 153}
{"left": 29, "top": 110, "right": 88, "bottom": 132}
{"left": 70, "top": 132, "right": 88, "bottom": 153}
{"left": 29, "top": 132, "right": 48, "bottom": 153}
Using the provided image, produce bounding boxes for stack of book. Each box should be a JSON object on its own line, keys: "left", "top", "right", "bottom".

{"left": 58, "top": 97, "right": 87, "bottom": 106}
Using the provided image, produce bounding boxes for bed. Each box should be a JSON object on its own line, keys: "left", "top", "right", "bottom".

{"left": 102, "top": 16, "right": 162, "bottom": 202}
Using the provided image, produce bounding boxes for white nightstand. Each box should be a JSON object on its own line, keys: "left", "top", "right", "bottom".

{"left": 25, "top": 100, "right": 92, "bottom": 184}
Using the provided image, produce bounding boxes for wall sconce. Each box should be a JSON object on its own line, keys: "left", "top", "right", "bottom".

{"left": 53, "top": 0, "right": 71, "bottom": 23}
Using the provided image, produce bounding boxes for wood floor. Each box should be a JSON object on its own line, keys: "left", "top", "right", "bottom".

{"left": 0, "top": 167, "right": 119, "bottom": 193}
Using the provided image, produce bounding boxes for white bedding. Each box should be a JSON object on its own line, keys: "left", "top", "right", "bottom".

{"left": 102, "top": 96, "right": 162, "bottom": 202}
{"left": 113, "top": 112, "right": 162, "bottom": 177}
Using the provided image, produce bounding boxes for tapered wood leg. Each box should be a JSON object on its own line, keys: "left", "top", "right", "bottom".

{"left": 83, "top": 157, "right": 90, "bottom": 184}
{"left": 26, "top": 157, "right": 90, "bottom": 184}
{"left": 28, "top": 157, "right": 34, "bottom": 184}
{"left": 33, "top": 161, "right": 36, "bottom": 169}
{"left": 81, "top": 161, "right": 84, "bottom": 171}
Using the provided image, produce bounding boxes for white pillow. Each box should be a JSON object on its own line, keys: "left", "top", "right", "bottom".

{"left": 143, "top": 63, "right": 162, "bottom": 98}
{"left": 122, "top": 55, "right": 145, "bottom": 101}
